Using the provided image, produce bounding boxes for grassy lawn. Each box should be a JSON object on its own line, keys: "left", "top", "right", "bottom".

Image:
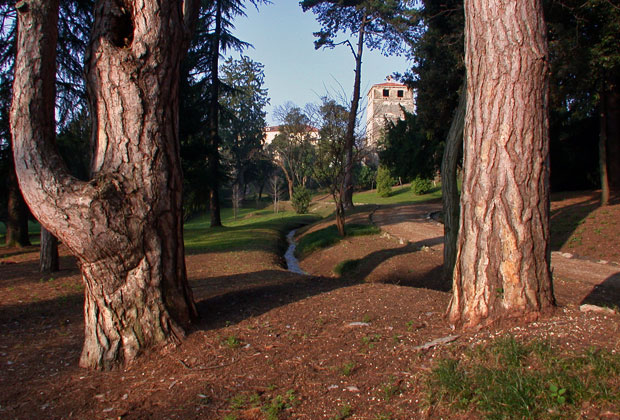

{"left": 295, "top": 223, "right": 380, "bottom": 259}
{"left": 184, "top": 207, "right": 321, "bottom": 254}
{"left": 353, "top": 184, "right": 442, "bottom": 205}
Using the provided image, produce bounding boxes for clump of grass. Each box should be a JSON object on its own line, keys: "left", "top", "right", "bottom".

{"left": 223, "top": 335, "right": 242, "bottom": 349}
{"left": 380, "top": 376, "right": 402, "bottom": 401}
{"left": 339, "top": 361, "right": 356, "bottom": 376}
{"left": 334, "top": 259, "right": 361, "bottom": 276}
{"left": 426, "top": 335, "right": 620, "bottom": 419}
{"left": 329, "top": 403, "right": 352, "bottom": 420}
{"left": 296, "top": 223, "right": 380, "bottom": 258}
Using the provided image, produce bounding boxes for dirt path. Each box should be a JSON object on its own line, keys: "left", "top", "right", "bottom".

{"left": 370, "top": 201, "right": 620, "bottom": 305}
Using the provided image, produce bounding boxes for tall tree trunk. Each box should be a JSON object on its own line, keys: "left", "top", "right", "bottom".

{"left": 208, "top": 0, "right": 223, "bottom": 227}
{"left": 448, "top": 0, "right": 555, "bottom": 328}
{"left": 6, "top": 146, "right": 31, "bottom": 247}
{"left": 600, "top": 86, "right": 610, "bottom": 205}
{"left": 11, "top": 0, "right": 199, "bottom": 370}
{"left": 40, "top": 226, "right": 59, "bottom": 273}
{"left": 342, "top": 16, "right": 367, "bottom": 210}
{"left": 441, "top": 80, "right": 466, "bottom": 282}
{"left": 603, "top": 76, "right": 620, "bottom": 201}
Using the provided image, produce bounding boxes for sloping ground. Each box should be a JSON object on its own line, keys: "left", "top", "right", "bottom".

{"left": 0, "top": 192, "right": 619, "bottom": 419}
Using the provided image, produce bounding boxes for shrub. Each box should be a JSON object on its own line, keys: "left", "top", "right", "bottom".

{"left": 356, "top": 164, "right": 377, "bottom": 190}
{"left": 376, "top": 166, "right": 395, "bottom": 198}
{"left": 411, "top": 177, "right": 433, "bottom": 195}
{"left": 292, "top": 186, "right": 311, "bottom": 214}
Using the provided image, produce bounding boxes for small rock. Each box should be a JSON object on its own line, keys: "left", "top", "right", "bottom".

{"left": 328, "top": 385, "right": 338, "bottom": 390}
{"left": 347, "top": 322, "right": 370, "bottom": 327}
{"left": 102, "top": 407, "right": 114, "bottom": 413}
{"left": 122, "top": 394, "right": 128, "bottom": 400}
{"left": 346, "top": 386, "right": 360, "bottom": 393}
{"left": 414, "top": 335, "right": 459, "bottom": 351}
{"left": 197, "top": 394, "right": 208, "bottom": 399}
{"left": 580, "top": 304, "right": 617, "bottom": 315}
{"left": 561, "top": 252, "right": 573, "bottom": 259}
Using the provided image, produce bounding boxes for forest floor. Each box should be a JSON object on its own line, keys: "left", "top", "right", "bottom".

{"left": 1, "top": 190, "right": 619, "bottom": 420}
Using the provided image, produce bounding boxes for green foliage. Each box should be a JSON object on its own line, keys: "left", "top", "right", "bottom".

{"left": 295, "top": 223, "right": 380, "bottom": 258}
{"left": 356, "top": 164, "right": 377, "bottom": 190}
{"left": 427, "top": 336, "right": 620, "bottom": 419}
{"left": 380, "top": 112, "right": 439, "bottom": 182}
{"left": 411, "top": 177, "right": 434, "bottom": 195}
{"left": 376, "top": 166, "right": 395, "bottom": 197}
{"left": 292, "top": 186, "right": 311, "bottom": 214}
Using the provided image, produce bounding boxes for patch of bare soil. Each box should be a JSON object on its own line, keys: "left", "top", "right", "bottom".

{"left": 1, "top": 191, "right": 619, "bottom": 419}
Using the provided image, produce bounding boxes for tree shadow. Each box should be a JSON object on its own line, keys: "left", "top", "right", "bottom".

{"left": 0, "top": 256, "right": 80, "bottom": 285}
{"left": 338, "top": 236, "right": 449, "bottom": 292}
{"left": 580, "top": 272, "right": 620, "bottom": 310}
{"left": 549, "top": 192, "right": 600, "bottom": 251}
{"left": 192, "top": 270, "right": 355, "bottom": 330}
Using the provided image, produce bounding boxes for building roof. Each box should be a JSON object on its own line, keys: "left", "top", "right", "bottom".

{"left": 366, "top": 81, "right": 410, "bottom": 97}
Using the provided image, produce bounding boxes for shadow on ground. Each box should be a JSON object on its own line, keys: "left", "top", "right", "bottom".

{"left": 581, "top": 272, "right": 620, "bottom": 310}
{"left": 193, "top": 270, "right": 355, "bottom": 330}
{"left": 550, "top": 192, "right": 600, "bottom": 250}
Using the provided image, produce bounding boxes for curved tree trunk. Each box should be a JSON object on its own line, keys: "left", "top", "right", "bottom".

{"left": 342, "top": 16, "right": 367, "bottom": 210}
{"left": 441, "top": 80, "right": 466, "bottom": 282}
{"left": 11, "top": 0, "right": 199, "bottom": 370}
{"left": 447, "top": 0, "right": 555, "bottom": 328}
{"left": 40, "top": 226, "right": 59, "bottom": 273}
{"left": 600, "top": 86, "right": 610, "bottom": 205}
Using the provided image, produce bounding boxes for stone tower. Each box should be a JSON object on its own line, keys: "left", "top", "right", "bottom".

{"left": 366, "top": 76, "right": 415, "bottom": 150}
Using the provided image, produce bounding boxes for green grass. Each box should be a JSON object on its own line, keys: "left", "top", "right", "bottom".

{"left": 184, "top": 209, "right": 320, "bottom": 254}
{"left": 353, "top": 184, "right": 442, "bottom": 205}
{"left": 295, "top": 223, "right": 380, "bottom": 259}
{"left": 427, "top": 335, "right": 620, "bottom": 419}
{"left": 333, "top": 259, "right": 361, "bottom": 276}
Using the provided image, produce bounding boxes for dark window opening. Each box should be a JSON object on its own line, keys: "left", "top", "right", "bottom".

{"left": 397, "top": 90, "right": 404, "bottom": 98}
{"left": 382, "top": 89, "right": 389, "bottom": 97}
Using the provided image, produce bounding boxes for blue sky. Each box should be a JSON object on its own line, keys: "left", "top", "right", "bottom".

{"left": 231, "top": 0, "right": 411, "bottom": 125}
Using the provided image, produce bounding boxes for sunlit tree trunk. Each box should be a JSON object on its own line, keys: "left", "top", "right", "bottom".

{"left": 11, "top": 0, "right": 199, "bottom": 369}
{"left": 447, "top": 0, "right": 555, "bottom": 328}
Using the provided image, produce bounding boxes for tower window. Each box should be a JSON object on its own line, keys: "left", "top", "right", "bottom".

{"left": 382, "top": 89, "right": 389, "bottom": 97}
{"left": 397, "top": 90, "right": 404, "bottom": 98}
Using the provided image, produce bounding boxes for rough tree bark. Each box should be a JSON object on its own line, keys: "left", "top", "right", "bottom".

{"left": 11, "top": 0, "right": 199, "bottom": 369}
{"left": 447, "top": 0, "right": 555, "bottom": 328}
{"left": 40, "top": 226, "right": 59, "bottom": 273}
{"left": 441, "top": 81, "right": 466, "bottom": 282}
{"left": 342, "top": 15, "right": 367, "bottom": 210}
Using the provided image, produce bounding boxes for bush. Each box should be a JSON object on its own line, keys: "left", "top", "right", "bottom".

{"left": 376, "top": 166, "right": 395, "bottom": 198}
{"left": 411, "top": 177, "right": 433, "bottom": 195}
{"left": 356, "top": 164, "right": 377, "bottom": 190}
{"left": 291, "top": 186, "right": 311, "bottom": 214}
